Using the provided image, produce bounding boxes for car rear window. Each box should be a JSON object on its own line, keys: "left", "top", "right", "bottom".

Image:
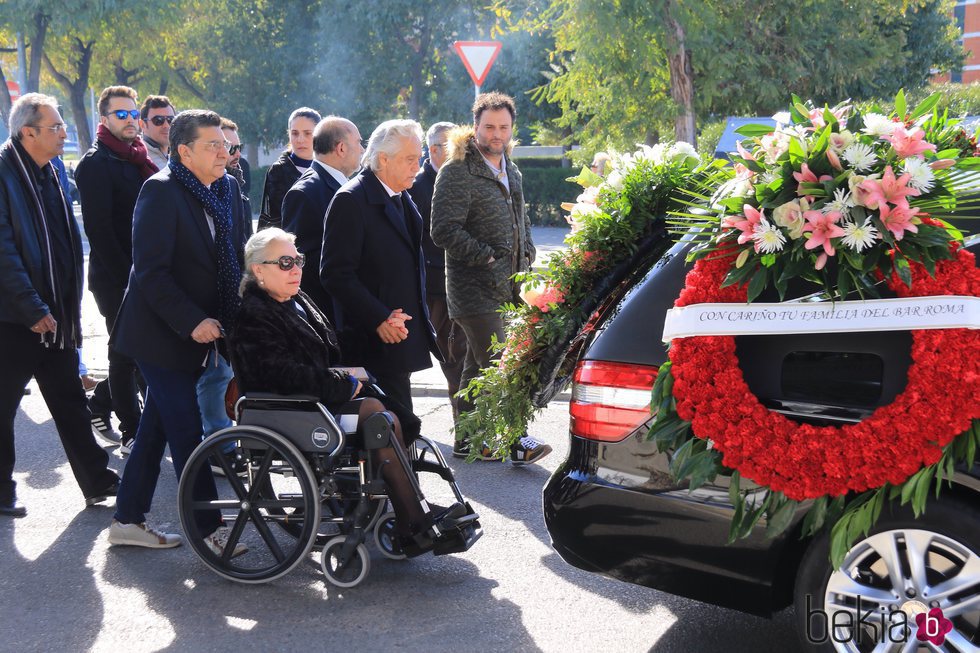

{"left": 781, "top": 351, "right": 884, "bottom": 406}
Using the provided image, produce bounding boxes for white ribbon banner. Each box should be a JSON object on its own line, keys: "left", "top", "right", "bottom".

{"left": 662, "top": 296, "right": 980, "bottom": 342}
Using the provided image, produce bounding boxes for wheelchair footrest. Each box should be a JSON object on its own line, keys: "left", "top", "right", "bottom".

{"left": 433, "top": 520, "right": 482, "bottom": 556}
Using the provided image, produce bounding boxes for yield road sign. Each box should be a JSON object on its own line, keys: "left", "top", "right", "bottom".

{"left": 453, "top": 41, "right": 502, "bottom": 87}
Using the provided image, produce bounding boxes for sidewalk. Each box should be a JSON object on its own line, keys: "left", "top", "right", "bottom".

{"left": 77, "top": 217, "right": 572, "bottom": 401}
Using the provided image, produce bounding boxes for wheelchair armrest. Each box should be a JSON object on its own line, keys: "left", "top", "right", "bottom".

{"left": 242, "top": 392, "right": 321, "bottom": 402}
{"left": 235, "top": 393, "right": 325, "bottom": 421}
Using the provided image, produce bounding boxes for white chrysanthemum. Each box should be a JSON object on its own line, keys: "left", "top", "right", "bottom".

{"left": 841, "top": 218, "right": 879, "bottom": 252}
{"left": 842, "top": 143, "right": 878, "bottom": 172}
{"left": 903, "top": 157, "right": 935, "bottom": 193}
{"left": 861, "top": 113, "right": 898, "bottom": 138}
{"left": 752, "top": 218, "right": 787, "bottom": 253}
{"left": 823, "top": 188, "right": 854, "bottom": 217}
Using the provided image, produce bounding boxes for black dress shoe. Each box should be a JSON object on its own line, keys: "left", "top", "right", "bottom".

{"left": 84, "top": 478, "right": 120, "bottom": 507}
{"left": 0, "top": 500, "right": 27, "bottom": 517}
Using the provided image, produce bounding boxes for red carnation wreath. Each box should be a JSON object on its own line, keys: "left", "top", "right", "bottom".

{"left": 668, "top": 247, "right": 980, "bottom": 501}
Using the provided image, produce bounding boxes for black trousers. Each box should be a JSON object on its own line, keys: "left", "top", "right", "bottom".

{"left": 0, "top": 322, "right": 117, "bottom": 503}
{"left": 426, "top": 294, "right": 466, "bottom": 419}
{"left": 89, "top": 287, "right": 142, "bottom": 436}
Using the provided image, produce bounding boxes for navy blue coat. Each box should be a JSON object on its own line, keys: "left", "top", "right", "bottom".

{"left": 320, "top": 168, "right": 438, "bottom": 375}
{"left": 282, "top": 161, "right": 341, "bottom": 320}
{"left": 112, "top": 167, "right": 248, "bottom": 371}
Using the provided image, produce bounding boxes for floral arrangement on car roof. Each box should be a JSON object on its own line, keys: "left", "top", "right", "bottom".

{"left": 455, "top": 141, "right": 725, "bottom": 458}
{"left": 650, "top": 90, "right": 980, "bottom": 564}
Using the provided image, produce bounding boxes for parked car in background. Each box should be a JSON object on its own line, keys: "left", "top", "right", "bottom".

{"left": 543, "top": 229, "right": 980, "bottom": 652}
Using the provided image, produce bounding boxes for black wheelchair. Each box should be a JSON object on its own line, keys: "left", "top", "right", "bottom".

{"left": 176, "top": 393, "right": 482, "bottom": 587}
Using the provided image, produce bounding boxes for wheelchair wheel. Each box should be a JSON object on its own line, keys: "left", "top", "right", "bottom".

{"left": 320, "top": 536, "right": 370, "bottom": 588}
{"left": 178, "top": 426, "right": 321, "bottom": 584}
{"left": 373, "top": 512, "right": 407, "bottom": 561}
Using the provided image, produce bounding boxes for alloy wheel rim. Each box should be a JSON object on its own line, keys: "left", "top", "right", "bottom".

{"left": 822, "top": 528, "right": 980, "bottom": 652}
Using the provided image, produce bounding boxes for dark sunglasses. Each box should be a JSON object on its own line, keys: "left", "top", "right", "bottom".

{"left": 108, "top": 109, "right": 140, "bottom": 120}
{"left": 261, "top": 254, "right": 305, "bottom": 271}
{"left": 228, "top": 144, "right": 243, "bottom": 155}
{"left": 149, "top": 115, "right": 175, "bottom": 126}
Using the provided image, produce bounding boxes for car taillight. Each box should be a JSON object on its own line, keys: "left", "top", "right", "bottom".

{"left": 569, "top": 360, "right": 658, "bottom": 442}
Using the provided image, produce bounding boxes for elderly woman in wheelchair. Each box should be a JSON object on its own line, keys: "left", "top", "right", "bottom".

{"left": 176, "top": 228, "right": 480, "bottom": 587}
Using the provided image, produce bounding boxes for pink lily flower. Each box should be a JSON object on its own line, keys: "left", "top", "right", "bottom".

{"left": 929, "top": 159, "right": 956, "bottom": 170}
{"left": 888, "top": 125, "right": 937, "bottom": 159}
{"left": 803, "top": 210, "right": 845, "bottom": 256}
{"left": 878, "top": 202, "right": 920, "bottom": 241}
{"left": 826, "top": 149, "right": 843, "bottom": 171}
{"left": 725, "top": 204, "right": 765, "bottom": 245}
{"left": 792, "top": 163, "right": 832, "bottom": 198}
{"left": 857, "top": 165, "right": 920, "bottom": 210}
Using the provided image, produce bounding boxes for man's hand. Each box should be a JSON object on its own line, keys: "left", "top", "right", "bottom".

{"left": 351, "top": 379, "right": 363, "bottom": 397}
{"left": 191, "top": 318, "right": 224, "bottom": 343}
{"left": 376, "top": 309, "right": 411, "bottom": 344}
{"left": 30, "top": 313, "right": 57, "bottom": 334}
{"left": 488, "top": 255, "right": 495, "bottom": 265}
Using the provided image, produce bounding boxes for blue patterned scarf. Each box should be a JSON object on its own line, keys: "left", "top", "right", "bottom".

{"left": 170, "top": 161, "right": 241, "bottom": 327}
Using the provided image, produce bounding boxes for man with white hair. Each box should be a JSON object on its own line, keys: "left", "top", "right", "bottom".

{"left": 0, "top": 93, "right": 120, "bottom": 516}
{"left": 321, "top": 119, "right": 439, "bottom": 416}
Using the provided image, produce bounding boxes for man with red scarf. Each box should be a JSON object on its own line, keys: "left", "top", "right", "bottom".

{"left": 75, "top": 86, "right": 158, "bottom": 454}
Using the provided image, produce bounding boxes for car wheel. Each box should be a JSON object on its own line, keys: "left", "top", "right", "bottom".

{"left": 793, "top": 497, "right": 980, "bottom": 652}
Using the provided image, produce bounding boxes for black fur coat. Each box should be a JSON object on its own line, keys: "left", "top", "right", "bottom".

{"left": 230, "top": 282, "right": 354, "bottom": 405}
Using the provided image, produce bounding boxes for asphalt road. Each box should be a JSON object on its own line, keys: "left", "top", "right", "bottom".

{"left": 1, "top": 216, "right": 801, "bottom": 652}
{"left": 2, "top": 392, "right": 800, "bottom": 653}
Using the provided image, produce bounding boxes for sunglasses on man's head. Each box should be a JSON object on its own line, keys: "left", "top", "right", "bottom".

{"left": 261, "top": 254, "right": 305, "bottom": 271}
{"left": 228, "top": 144, "right": 243, "bottom": 156}
{"left": 109, "top": 109, "right": 140, "bottom": 120}
{"left": 148, "top": 115, "right": 175, "bottom": 126}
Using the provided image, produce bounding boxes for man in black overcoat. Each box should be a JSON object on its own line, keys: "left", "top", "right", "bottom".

{"left": 321, "top": 119, "right": 439, "bottom": 411}
{"left": 283, "top": 116, "right": 363, "bottom": 320}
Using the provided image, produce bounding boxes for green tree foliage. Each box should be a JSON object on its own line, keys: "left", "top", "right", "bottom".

{"left": 511, "top": 0, "right": 965, "bottom": 152}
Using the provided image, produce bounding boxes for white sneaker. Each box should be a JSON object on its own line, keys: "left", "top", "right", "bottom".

{"left": 108, "top": 520, "right": 182, "bottom": 548}
{"left": 204, "top": 526, "right": 248, "bottom": 558}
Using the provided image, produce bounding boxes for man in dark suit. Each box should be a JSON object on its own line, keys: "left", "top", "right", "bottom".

{"left": 283, "top": 116, "right": 363, "bottom": 319}
{"left": 408, "top": 121, "right": 466, "bottom": 420}
{"left": 321, "top": 119, "right": 439, "bottom": 412}
{"left": 109, "top": 110, "right": 248, "bottom": 554}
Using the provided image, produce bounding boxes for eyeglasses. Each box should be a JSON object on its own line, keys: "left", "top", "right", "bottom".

{"left": 228, "top": 144, "right": 243, "bottom": 156}
{"left": 148, "top": 115, "right": 175, "bottom": 126}
{"left": 194, "top": 139, "right": 231, "bottom": 152}
{"left": 430, "top": 142, "right": 448, "bottom": 150}
{"left": 108, "top": 109, "right": 140, "bottom": 120}
{"left": 30, "top": 123, "right": 67, "bottom": 133}
{"left": 261, "top": 254, "right": 305, "bottom": 271}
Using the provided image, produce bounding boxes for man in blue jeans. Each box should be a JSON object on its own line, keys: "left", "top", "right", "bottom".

{"left": 109, "top": 110, "right": 247, "bottom": 554}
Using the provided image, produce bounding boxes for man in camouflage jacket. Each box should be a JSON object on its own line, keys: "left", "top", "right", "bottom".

{"left": 431, "top": 92, "right": 551, "bottom": 465}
